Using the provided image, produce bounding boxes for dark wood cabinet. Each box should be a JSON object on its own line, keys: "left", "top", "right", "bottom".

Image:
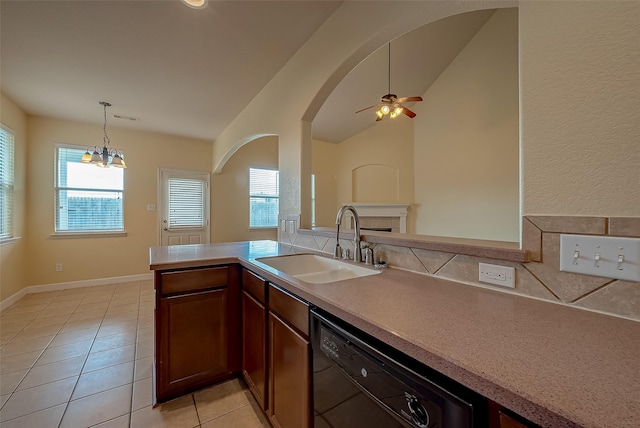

{"left": 155, "top": 264, "right": 240, "bottom": 402}
{"left": 499, "top": 411, "right": 538, "bottom": 428}
{"left": 488, "top": 400, "right": 538, "bottom": 428}
{"left": 268, "top": 285, "right": 311, "bottom": 428}
{"left": 241, "top": 269, "right": 268, "bottom": 410}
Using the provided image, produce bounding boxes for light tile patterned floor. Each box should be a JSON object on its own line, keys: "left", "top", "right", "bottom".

{"left": 0, "top": 280, "right": 271, "bottom": 427}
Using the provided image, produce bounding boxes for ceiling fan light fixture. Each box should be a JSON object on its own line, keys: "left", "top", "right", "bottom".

{"left": 356, "top": 43, "right": 423, "bottom": 121}
{"left": 391, "top": 106, "right": 403, "bottom": 118}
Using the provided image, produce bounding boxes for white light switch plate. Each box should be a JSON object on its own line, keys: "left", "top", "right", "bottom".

{"left": 559, "top": 234, "right": 640, "bottom": 281}
{"left": 479, "top": 263, "right": 515, "bottom": 288}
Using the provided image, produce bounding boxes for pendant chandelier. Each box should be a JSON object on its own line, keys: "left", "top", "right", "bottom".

{"left": 81, "top": 101, "right": 127, "bottom": 168}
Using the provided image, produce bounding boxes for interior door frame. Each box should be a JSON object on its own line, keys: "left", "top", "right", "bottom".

{"left": 158, "top": 168, "right": 211, "bottom": 246}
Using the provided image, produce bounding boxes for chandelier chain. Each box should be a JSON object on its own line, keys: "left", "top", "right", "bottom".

{"left": 101, "top": 101, "right": 111, "bottom": 147}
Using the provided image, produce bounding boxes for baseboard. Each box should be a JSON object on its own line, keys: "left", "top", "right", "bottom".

{"left": 0, "top": 288, "right": 29, "bottom": 312}
{"left": 1, "top": 273, "right": 154, "bottom": 312}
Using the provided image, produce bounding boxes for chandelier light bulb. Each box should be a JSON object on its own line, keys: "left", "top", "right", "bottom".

{"left": 80, "top": 101, "right": 128, "bottom": 169}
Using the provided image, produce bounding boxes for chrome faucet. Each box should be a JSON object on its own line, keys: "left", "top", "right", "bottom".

{"left": 334, "top": 205, "right": 362, "bottom": 262}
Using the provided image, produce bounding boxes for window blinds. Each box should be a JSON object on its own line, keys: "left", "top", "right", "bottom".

{"left": 249, "top": 167, "right": 279, "bottom": 228}
{"left": 168, "top": 177, "right": 205, "bottom": 229}
{"left": 0, "top": 125, "right": 14, "bottom": 239}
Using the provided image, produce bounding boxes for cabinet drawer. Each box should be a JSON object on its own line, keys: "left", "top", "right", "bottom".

{"left": 242, "top": 269, "right": 266, "bottom": 304}
{"left": 268, "top": 284, "right": 309, "bottom": 337}
{"left": 160, "top": 266, "right": 228, "bottom": 296}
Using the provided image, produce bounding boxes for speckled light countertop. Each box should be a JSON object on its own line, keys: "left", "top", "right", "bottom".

{"left": 149, "top": 240, "right": 640, "bottom": 428}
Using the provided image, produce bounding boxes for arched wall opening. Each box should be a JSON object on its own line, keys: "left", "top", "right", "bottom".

{"left": 211, "top": 134, "right": 279, "bottom": 242}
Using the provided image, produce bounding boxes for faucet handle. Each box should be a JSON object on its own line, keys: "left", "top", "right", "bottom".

{"left": 363, "top": 246, "right": 374, "bottom": 265}
{"left": 341, "top": 248, "right": 351, "bottom": 260}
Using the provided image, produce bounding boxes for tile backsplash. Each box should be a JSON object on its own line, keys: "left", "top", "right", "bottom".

{"left": 284, "top": 215, "right": 640, "bottom": 321}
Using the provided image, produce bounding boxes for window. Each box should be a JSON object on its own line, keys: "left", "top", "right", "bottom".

{"left": 0, "top": 125, "right": 14, "bottom": 240}
{"left": 249, "top": 167, "right": 279, "bottom": 228}
{"left": 55, "top": 144, "right": 124, "bottom": 233}
{"left": 311, "top": 174, "right": 316, "bottom": 227}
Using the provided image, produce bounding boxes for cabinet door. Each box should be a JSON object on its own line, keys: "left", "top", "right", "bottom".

{"left": 242, "top": 290, "right": 267, "bottom": 410}
{"left": 157, "top": 288, "right": 229, "bottom": 401}
{"left": 269, "top": 312, "right": 311, "bottom": 428}
{"left": 499, "top": 412, "right": 531, "bottom": 428}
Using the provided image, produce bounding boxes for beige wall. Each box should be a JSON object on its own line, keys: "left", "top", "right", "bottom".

{"left": 212, "top": 1, "right": 500, "bottom": 228}
{"left": 413, "top": 8, "right": 519, "bottom": 241}
{"left": 211, "top": 135, "right": 278, "bottom": 243}
{"left": 520, "top": 1, "right": 640, "bottom": 217}
{"left": 314, "top": 119, "right": 414, "bottom": 232}
{"left": 335, "top": 119, "right": 414, "bottom": 215}
{"left": 25, "top": 116, "right": 212, "bottom": 287}
{"left": 0, "top": 94, "right": 28, "bottom": 301}
{"left": 311, "top": 139, "right": 339, "bottom": 228}
{"left": 313, "top": 9, "right": 518, "bottom": 240}
{"left": 217, "top": 2, "right": 639, "bottom": 243}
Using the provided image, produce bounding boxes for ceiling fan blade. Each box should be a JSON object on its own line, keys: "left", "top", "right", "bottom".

{"left": 397, "top": 96, "right": 423, "bottom": 103}
{"left": 402, "top": 106, "right": 417, "bottom": 118}
{"left": 355, "top": 104, "right": 378, "bottom": 114}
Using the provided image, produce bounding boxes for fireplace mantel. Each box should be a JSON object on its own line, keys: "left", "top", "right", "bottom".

{"left": 341, "top": 203, "right": 410, "bottom": 233}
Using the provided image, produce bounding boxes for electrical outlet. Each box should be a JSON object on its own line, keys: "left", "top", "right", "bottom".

{"left": 55, "top": 263, "right": 63, "bottom": 272}
{"left": 479, "top": 263, "right": 515, "bottom": 288}
{"left": 560, "top": 234, "right": 640, "bottom": 281}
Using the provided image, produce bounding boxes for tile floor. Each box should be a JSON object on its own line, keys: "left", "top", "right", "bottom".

{"left": 0, "top": 280, "right": 271, "bottom": 427}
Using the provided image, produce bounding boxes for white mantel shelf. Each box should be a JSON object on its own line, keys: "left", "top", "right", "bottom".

{"left": 341, "top": 203, "right": 410, "bottom": 233}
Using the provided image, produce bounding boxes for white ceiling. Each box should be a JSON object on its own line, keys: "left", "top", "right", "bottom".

{"left": 1, "top": 1, "right": 494, "bottom": 144}
{"left": 0, "top": 0, "right": 341, "bottom": 140}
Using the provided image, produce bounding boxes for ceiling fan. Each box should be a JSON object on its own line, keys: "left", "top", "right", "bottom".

{"left": 356, "top": 43, "right": 423, "bottom": 121}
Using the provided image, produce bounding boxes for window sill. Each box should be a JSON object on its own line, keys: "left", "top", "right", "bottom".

{"left": 249, "top": 227, "right": 277, "bottom": 231}
{"left": 0, "top": 237, "right": 21, "bottom": 246}
{"left": 50, "top": 231, "right": 128, "bottom": 239}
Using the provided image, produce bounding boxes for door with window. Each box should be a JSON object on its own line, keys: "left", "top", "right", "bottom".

{"left": 159, "top": 169, "right": 210, "bottom": 246}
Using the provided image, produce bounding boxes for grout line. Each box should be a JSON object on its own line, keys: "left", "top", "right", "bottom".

{"left": 520, "top": 264, "right": 562, "bottom": 301}
{"left": 192, "top": 392, "right": 201, "bottom": 425}
{"left": 570, "top": 279, "right": 617, "bottom": 304}
{"left": 199, "top": 402, "right": 253, "bottom": 426}
{"left": 431, "top": 253, "right": 457, "bottom": 276}
{"left": 409, "top": 247, "right": 430, "bottom": 274}
{"left": 2, "top": 280, "right": 261, "bottom": 428}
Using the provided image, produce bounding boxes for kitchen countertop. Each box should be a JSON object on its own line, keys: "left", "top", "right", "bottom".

{"left": 149, "top": 240, "right": 640, "bottom": 428}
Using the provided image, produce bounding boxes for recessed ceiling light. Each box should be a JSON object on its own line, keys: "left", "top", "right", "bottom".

{"left": 181, "top": 0, "right": 207, "bottom": 9}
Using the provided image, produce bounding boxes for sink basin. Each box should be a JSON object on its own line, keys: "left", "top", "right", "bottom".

{"left": 255, "top": 254, "right": 380, "bottom": 284}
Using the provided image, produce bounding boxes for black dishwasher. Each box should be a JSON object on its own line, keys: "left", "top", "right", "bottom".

{"left": 311, "top": 308, "right": 486, "bottom": 428}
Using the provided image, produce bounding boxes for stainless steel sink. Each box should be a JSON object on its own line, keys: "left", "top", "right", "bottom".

{"left": 255, "top": 254, "right": 380, "bottom": 284}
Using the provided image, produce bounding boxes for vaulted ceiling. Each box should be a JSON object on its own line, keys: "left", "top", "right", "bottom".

{"left": 1, "top": 1, "right": 493, "bottom": 144}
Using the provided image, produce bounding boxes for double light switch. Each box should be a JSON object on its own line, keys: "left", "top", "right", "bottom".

{"left": 559, "top": 235, "right": 640, "bottom": 281}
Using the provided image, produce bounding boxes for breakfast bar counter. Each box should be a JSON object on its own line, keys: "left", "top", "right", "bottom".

{"left": 150, "top": 240, "right": 640, "bottom": 428}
